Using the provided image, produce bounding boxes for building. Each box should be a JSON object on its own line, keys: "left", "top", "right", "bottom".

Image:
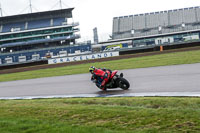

{"left": 95, "top": 7, "right": 200, "bottom": 52}
{"left": 93, "top": 27, "right": 99, "bottom": 44}
{"left": 112, "top": 6, "right": 200, "bottom": 39}
{"left": 0, "top": 8, "right": 91, "bottom": 65}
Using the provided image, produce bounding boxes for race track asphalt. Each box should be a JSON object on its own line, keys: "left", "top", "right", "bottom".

{"left": 0, "top": 63, "right": 200, "bottom": 98}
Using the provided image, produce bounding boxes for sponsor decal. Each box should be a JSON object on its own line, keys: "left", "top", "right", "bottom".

{"left": 48, "top": 51, "right": 119, "bottom": 64}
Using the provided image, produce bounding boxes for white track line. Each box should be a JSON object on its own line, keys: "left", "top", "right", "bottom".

{"left": 0, "top": 92, "right": 200, "bottom": 100}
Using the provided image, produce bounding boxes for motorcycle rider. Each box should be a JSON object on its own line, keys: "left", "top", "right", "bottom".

{"left": 89, "top": 66, "right": 111, "bottom": 90}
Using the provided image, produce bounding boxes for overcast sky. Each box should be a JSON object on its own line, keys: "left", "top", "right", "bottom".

{"left": 0, "top": 0, "right": 200, "bottom": 42}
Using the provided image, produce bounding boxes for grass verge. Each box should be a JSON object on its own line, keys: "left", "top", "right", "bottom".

{"left": 1, "top": 50, "right": 200, "bottom": 82}
{"left": 0, "top": 97, "right": 200, "bottom": 132}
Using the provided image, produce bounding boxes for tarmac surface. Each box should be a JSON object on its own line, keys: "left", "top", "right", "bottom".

{"left": 0, "top": 63, "right": 200, "bottom": 99}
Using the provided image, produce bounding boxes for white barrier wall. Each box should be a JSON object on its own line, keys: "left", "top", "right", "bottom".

{"left": 48, "top": 51, "right": 119, "bottom": 64}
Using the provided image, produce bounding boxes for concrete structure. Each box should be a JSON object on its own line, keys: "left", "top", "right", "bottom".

{"left": 0, "top": 8, "right": 92, "bottom": 65}
{"left": 94, "top": 7, "right": 200, "bottom": 52}
{"left": 112, "top": 7, "right": 200, "bottom": 39}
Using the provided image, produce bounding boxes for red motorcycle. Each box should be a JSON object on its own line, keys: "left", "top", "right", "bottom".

{"left": 91, "top": 70, "right": 130, "bottom": 90}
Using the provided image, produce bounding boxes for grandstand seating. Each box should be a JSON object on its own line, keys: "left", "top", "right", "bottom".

{"left": 0, "top": 34, "right": 80, "bottom": 48}
{"left": 53, "top": 17, "right": 66, "bottom": 26}
{"left": 0, "top": 44, "right": 92, "bottom": 64}
{"left": 112, "top": 6, "right": 200, "bottom": 40}
{"left": 1, "top": 17, "right": 67, "bottom": 33}
{"left": 2, "top": 22, "right": 25, "bottom": 33}
{"left": 0, "top": 8, "right": 81, "bottom": 66}
{"left": 28, "top": 19, "right": 51, "bottom": 29}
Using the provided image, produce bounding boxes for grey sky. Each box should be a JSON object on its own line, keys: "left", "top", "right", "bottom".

{"left": 0, "top": 0, "right": 200, "bottom": 42}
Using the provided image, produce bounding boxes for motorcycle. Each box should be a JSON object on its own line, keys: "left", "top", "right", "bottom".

{"left": 91, "top": 70, "right": 130, "bottom": 90}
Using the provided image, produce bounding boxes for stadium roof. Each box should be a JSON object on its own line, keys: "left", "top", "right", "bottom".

{"left": 0, "top": 8, "right": 74, "bottom": 24}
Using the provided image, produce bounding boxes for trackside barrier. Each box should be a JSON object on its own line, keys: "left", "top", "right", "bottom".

{"left": 0, "top": 60, "right": 48, "bottom": 70}
{"left": 48, "top": 51, "right": 119, "bottom": 64}
{"left": 119, "top": 41, "right": 200, "bottom": 55}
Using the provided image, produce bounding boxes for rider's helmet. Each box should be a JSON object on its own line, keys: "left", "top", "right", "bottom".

{"left": 89, "top": 66, "right": 95, "bottom": 73}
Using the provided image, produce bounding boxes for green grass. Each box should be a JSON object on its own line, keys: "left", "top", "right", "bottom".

{"left": 0, "top": 97, "right": 200, "bottom": 132}
{"left": 1, "top": 50, "right": 200, "bottom": 132}
{"left": 1, "top": 50, "right": 200, "bottom": 82}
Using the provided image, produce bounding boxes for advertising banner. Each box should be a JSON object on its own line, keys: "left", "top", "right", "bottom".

{"left": 48, "top": 51, "right": 119, "bottom": 64}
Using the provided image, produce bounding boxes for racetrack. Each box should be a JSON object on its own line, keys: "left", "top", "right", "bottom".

{"left": 0, "top": 63, "right": 200, "bottom": 99}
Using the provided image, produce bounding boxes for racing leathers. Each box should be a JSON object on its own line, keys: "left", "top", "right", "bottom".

{"left": 91, "top": 68, "right": 111, "bottom": 90}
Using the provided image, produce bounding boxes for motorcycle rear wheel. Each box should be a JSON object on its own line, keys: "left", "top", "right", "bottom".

{"left": 118, "top": 78, "right": 130, "bottom": 90}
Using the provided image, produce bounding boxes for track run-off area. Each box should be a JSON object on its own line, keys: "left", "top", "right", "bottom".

{"left": 0, "top": 63, "right": 200, "bottom": 99}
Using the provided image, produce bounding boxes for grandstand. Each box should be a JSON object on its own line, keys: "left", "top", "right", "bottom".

{"left": 0, "top": 8, "right": 91, "bottom": 66}
{"left": 97, "top": 6, "right": 200, "bottom": 52}
{"left": 2, "top": 6, "right": 200, "bottom": 67}
{"left": 112, "top": 6, "right": 200, "bottom": 39}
